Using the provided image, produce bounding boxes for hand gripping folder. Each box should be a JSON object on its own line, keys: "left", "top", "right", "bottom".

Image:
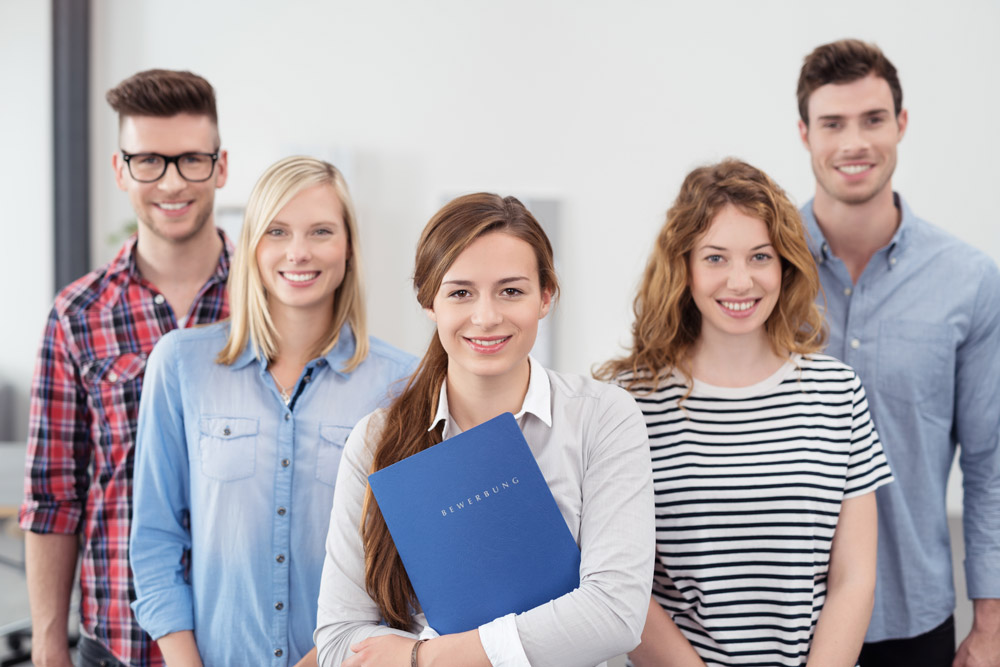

{"left": 368, "top": 412, "right": 581, "bottom": 635}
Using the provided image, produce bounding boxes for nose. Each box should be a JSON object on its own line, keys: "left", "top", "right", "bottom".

{"left": 156, "top": 161, "right": 186, "bottom": 192}
{"left": 727, "top": 262, "right": 753, "bottom": 292}
{"left": 470, "top": 296, "right": 503, "bottom": 329}
{"left": 285, "top": 237, "right": 312, "bottom": 264}
{"left": 840, "top": 121, "right": 871, "bottom": 154}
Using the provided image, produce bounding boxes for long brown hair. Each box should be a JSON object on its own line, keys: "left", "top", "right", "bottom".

{"left": 597, "top": 158, "right": 826, "bottom": 389}
{"left": 362, "top": 193, "right": 559, "bottom": 629}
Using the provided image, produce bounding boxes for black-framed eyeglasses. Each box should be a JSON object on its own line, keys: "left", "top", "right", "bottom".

{"left": 120, "top": 150, "right": 220, "bottom": 183}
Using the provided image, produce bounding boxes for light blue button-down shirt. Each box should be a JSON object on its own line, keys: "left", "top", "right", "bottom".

{"left": 801, "top": 194, "right": 1000, "bottom": 642}
{"left": 130, "top": 321, "right": 415, "bottom": 666}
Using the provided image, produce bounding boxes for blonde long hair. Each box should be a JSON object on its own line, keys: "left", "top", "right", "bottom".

{"left": 217, "top": 156, "right": 369, "bottom": 370}
{"left": 597, "top": 159, "right": 826, "bottom": 388}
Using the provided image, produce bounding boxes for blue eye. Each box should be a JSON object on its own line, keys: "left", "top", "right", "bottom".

{"left": 753, "top": 252, "right": 773, "bottom": 262}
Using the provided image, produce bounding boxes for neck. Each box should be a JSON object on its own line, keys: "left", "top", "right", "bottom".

{"left": 689, "top": 330, "right": 786, "bottom": 388}
{"left": 445, "top": 359, "right": 531, "bottom": 433}
{"left": 269, "top": 303, "right": 337, "bottom": 370}
{"left": 811, "top": 185, "right": 900, "bottom": 283}
{"left": 134, "top": 222, "right": 223, "bottom": 291}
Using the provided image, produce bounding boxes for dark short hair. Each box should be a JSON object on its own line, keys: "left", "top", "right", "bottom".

{"left": 797, "top": 39, "right": 902, "bottom": 124}
{"left": 106, "top": 69, "right": 217, "bottom": 124}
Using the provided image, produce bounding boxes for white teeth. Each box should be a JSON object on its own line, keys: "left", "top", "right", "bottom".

{"left": 158, "top": 202, "right": 189, "bottom": 210}
{"left": 837, "top": 164, "right": 872, "bottom": 175}
{"left": 470, "top": 337, "right": 508, "bottom": 346}
{"left": 720, "top": 301, "right": 756, "bottom": 312}
{"left": 283, "top": 272, "right": 318, "bottom": 282}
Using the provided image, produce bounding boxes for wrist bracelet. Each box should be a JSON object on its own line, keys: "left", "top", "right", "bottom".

{"left": 411, "top": 638, "right": 428, "bottom": 667}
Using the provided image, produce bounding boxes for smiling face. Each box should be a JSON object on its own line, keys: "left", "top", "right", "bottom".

{"left": 689, "top": 204, "right": 782, "bottom": 346}
{"left": 113, "top": 113, "right": 227, "bottom": 244}
{"left": 426, "top": 231, "right": 552, "bottom": 390}
{"left": 255, "top": 183, "right": 349, "bottom": 322}
{"left": 799, "top": 73, "right": 907, "bottom": 207}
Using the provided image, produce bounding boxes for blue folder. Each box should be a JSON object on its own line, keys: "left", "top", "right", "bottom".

{"left": 368, "top": 412, "right": 581, "bottom": 635}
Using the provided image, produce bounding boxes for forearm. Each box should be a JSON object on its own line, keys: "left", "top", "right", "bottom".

{"left": 157, "top": 630, "right": 204, "bottom": 667}
{"left": 805, "top": 578, "right": 874, "bottom": 667}
{"left": 25, "top": 532, "right": 79, "bottom": 667}
{"left": 420, "top": 630, "right": 491, "bottom": 667}
{"left": 806, "top": 492, "right": 877, "bottom": 667}
{"left": 291, "top": 646, "right": 317, "bottom": 667}
{"left": 628, "top": 597, "right": 705, "bottom": 667}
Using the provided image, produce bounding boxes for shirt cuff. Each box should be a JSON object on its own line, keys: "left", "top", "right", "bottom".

{"left": 966, "top": 554, "right": 1000, "bottom": 600}
{"left": 477, "top": 613, "right": 530, "bottom": 667}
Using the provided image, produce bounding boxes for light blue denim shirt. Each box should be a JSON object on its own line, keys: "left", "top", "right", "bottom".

{"left": 801, "top": 194, "right": 1000, "bottom": 642}
{"left": 130, "top": 321, "right": 415, "bottom": 666}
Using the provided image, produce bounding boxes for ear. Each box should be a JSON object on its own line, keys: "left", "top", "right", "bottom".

{"left": 538, "top": 288, "right": 553, "bottom": 319}
{"left": 214, "top": 149, "right": 229, "bottom": 188}
{"left": 423, "top": 306, "right": 437, "bottom": 324}
{"left": 896, "top": 108, "right": 908, "bottom": 142}
{"left": 112, "top": 152, "right": 128, "bottom": 191}
{"left": 797, "top": 119, "right": 810, "bottom": 150}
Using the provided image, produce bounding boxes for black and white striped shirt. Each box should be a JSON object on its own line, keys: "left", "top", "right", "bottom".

{"left": 622, "top": 354, "right": 893, "bottom": 666}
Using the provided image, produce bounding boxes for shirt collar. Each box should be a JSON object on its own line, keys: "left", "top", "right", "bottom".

{"left": 231, "top": 321, "right": 358, "bottom": 376}
{"left": 802, "top": 192, "right": 912, "bottom": 270}
{"left": 115, "top": 229, "right": 234, "bottom": 283}
{"left": 427, "top": 355, "right": 553, "bottom": 436}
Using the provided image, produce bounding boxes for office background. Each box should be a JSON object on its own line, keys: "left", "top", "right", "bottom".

{"left": 1, "top": 0, "right": 996, "bottom": 654}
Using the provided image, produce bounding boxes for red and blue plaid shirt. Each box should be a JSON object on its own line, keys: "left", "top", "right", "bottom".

{"left": 19, "top": 232, "right": 231, "bottom": 666}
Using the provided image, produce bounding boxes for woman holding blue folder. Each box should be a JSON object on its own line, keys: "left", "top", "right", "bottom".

{"left": 129, "top": 156, "right": 414, "bottom": 666}
{"left": 599, "top": 159, "right": 893, "bottom": 666}
{"left": 316, "top": 193, "right": 655, "bottom": 666}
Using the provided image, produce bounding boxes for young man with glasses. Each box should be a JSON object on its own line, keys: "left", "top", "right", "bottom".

{"left": 19, "top": 69, "right": 231, "bottom": 667}
{"left": 796, "top": 40, "right": 1000, "bottom": 667}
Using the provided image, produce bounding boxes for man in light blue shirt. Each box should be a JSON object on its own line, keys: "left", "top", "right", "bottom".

{"left": 795, "top": 39, "right": 1000, "bottom": 667}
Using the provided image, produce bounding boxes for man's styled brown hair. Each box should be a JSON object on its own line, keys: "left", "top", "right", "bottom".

{"left": 106, "top": 69, "right": 218, "bottom": 125}
{"left": 797, "top": 39, "right": 902, "bottom": 124}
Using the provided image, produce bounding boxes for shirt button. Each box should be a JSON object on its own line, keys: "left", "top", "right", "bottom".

{"left": 107, "top": 371, "right": 118, "bottom": 383}
{"left": 890, "top": 257, "right": 898, "bottom": 265}
{"left": 850, "top": 338, "right": 861, "bottom": 349}
{"left": 223, "top": 427, "right": 231, "bottom": 436}
{"left": 154, "top": 294, "right": 165, "bottom": 305}
{"left": 281, "top": 458, "right": 290, "bottom": 468}
{"left": 275, "top": 601, "right": 284, "bottom": 610}
{"left": 843, "top": 287, "right": 852, "bottom": 296}
{"left": 274, "top": 649, "right": 283, "bottom": 657}
{"left": 284, "top": 413, "right": 291, "bottom": 421}
{"left": 276, "top": 554, "right": 285, "bottom": 563}
{"left": 277, "top": 506, "right": 286, "bottom": 516}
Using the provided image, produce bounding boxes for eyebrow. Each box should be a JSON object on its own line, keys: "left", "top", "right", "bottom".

{"left": 816, "top": 108, "right": 891, "bottom": 122}
{"left": 700, "top": 243, "right": 774, "bottom": 252}
{"left": 441, "top": 276, "right": 531, "bottom": 287}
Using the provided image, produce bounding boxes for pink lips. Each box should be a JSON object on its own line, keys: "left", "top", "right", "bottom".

{"left": 464, "top": 335, "right": 511, "bottom": 354}
{"left": 717, "top": 299, "right": 760, "bottom": 319}
{"left": 280, "top": 271, "right": 321, "bottom": 288}
{"left": 155, "top": 201, "right": 194, "bottom": 217}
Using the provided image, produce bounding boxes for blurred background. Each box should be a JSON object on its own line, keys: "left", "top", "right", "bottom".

{"left": 2, "top": 0, "right": 996, "bottom": 663}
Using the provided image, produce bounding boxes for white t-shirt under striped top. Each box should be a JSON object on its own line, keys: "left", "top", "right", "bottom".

{"left": 622, "top": 354, "right": 893, "bottom": 666}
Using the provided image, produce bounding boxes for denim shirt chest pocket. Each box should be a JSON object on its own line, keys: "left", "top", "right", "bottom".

{"left": 876, "top": 320, "right": 955, "bottom": 413}
{"left": 199, "top": 416, "right": 259, "bottom": 481}
{"left": 316, "top": 424, "right": 352, "bottom": 487}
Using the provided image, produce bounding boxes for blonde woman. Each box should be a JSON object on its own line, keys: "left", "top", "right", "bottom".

{"left": 599, "top": 160, "right": 893, "bottom": 666}
{"left": 129, "top": 156, "right": 415, "bottom": 666}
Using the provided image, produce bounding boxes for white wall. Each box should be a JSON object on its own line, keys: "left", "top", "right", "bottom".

{"left": 87, "top": 0, "right": 1000, "bottom": 375}
{"left": 3, "top": 1, "right": 998, "bottom": 486}
{"left": 0, "top": 0, "right": 52, "bottom": 441}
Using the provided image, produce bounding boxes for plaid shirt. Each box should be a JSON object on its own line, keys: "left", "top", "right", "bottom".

{"left": 19, "top": 232, "right": 231, "bottom": 667}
